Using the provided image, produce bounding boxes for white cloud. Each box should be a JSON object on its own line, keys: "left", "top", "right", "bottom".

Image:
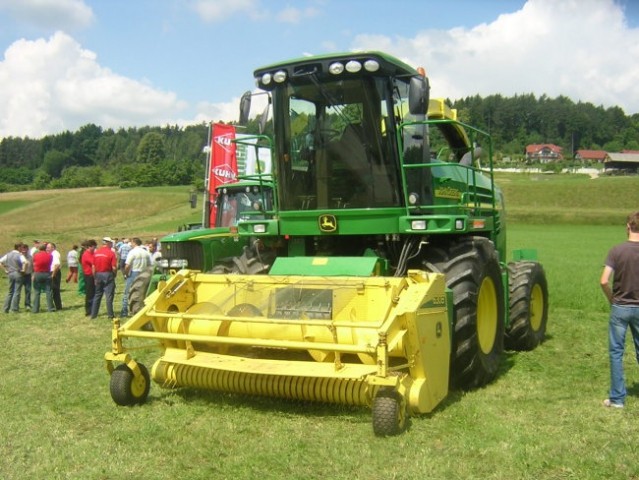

{"left": 0, "top": 0, "right": 94, "bottom": 30}
{"left": 2, "top": 0, "right": 638, "bottom": 140}
{"left": 191, "top": 0, "right": 319, "bottom": 24}
{"left": 0, "top": 32, "right": 187, "bottom": 138}
{"left": 351, "top": 0, "right": 639, "bottom": 114}
{"left": 193, "top": 99, "right": 241, "bottom": 125}
{"left": 276, "top": 6, "right": 320, "bottom": 24}
{"left": 193, "top": 89, "right": 270, "bottom": 126}
{"left": 190, "top": 0, "right": 264, "bottom": 22}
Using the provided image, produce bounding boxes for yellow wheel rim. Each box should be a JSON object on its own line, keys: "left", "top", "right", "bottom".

{"left": 131, "top": 371, "right": 147, "bottom": 398}
{"left": 477, "top": 276, "right": 498, "bottom": 354}
{"left": 529, "top": 283, "right": 544, "bottom": 331}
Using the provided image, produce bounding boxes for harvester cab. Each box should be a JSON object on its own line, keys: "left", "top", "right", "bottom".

{"left": 106, "top": 51, "right": 548, "bottom": 436}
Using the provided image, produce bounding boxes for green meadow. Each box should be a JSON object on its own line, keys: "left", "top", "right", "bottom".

{"left": 1, "top": 174, "right": 638, "bottom": 480}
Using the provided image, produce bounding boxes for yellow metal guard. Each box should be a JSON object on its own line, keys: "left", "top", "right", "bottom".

{"left": 106, "top": 268, "right": 450, "bottom": 427}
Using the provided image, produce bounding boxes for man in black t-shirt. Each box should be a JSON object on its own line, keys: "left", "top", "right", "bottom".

{"left": 600, "top": 211, "right": 639, "bottom": 408}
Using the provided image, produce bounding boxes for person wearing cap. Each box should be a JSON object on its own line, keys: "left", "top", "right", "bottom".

{"left": 90, "top": 237, "right": 117, "bottom": 320}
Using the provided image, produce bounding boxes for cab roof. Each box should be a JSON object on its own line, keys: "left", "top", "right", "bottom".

{"left": 253, "top": 51, "right": 419, "bottom": 80}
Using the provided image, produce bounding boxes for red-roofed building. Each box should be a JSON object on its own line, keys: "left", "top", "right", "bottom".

{"left": 575, "top": 149, "right": 607, "bottom": 163}
{"left": 525, "top": 144, "right": 563, "bottom": 163}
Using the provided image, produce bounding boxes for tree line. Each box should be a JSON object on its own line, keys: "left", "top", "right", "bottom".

{"left": 1, "top": 93, "right": 638, "bottom": 192}
{"left": 453, "top": 93, "right": 639, "bottom": 161}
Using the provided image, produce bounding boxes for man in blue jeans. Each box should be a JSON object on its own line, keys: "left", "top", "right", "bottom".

{"left": 600, "top": 211, "right": 639, "bottom": 408}
{"left": 90, "top": 237, "right": 117, "bottom": 320}
{"left": 1, "top": 243, "right": 26, "bottom": 313}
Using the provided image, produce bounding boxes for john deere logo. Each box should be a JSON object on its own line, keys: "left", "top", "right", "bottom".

{"left": 319, "top": 214, "right": 337, "bottom": 232}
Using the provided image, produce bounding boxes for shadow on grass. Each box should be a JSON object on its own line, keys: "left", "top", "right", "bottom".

{"left": 135, "top": 338, "right": 553, "bottom": 434}
{"left": 627, "top": 383, "right": 639, "bottom": 396}
{"left": 157, "top": 387, "right": 369, "bottom": 420}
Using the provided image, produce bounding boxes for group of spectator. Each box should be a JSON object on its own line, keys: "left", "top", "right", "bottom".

{"left": 1, "top": 236, "right": 161, "bottom": 319}
{"left": 0, "top": 240, "right": 63, "bottom": 313}
{"left": 79, "top": 236, "right": 159, "bottom": 319}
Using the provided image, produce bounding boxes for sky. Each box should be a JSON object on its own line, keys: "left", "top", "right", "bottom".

{"left": 1, "top": 0, "right": 638, "bottom": 139}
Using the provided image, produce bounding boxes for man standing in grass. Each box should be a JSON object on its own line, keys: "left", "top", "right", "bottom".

{"left": 0, "top": 243, "right": 26, "bottom": 313}
{"left": 81, "top": 240, "right": 97, "bottom": 316}
{"left": 90, "top": 237, "right": 117, "bottom": 320}
{"left": 47, "top": 243, "right": 62, "bottom": 311}
{"left": 32, "top": 244, "right": 54, "bottom": 313}
{"left": 120, "top": 237, "right": 152, "bottom": 318}
{"left": 20, "top": 243, "right": 33, "bottom": 311}
{"left": 600, "top": 211, "right": 639, "bottom": 408}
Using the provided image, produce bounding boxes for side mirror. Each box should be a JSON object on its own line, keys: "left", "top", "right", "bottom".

{"left": 189, "top": 192, "right": 197, "bottom": 208}
{"left": 409, "top": 76, "right": 430, "bottom": 115}
{"left": 239, "top": 91, "right": 252, "bottom": 126}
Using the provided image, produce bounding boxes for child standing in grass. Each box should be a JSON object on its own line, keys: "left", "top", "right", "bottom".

{"left": 66, "top": 245, "right": 79, "bottom": 283}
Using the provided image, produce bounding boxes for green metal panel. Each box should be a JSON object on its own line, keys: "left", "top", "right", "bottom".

{"left": 269, "top": 256, "right": 382, "bottom": 276}
{"left": 277, "top": 209, "right": 403, "bottom": 236}
{"left": 512, "top": 249, "right": 538, "bottom": 261}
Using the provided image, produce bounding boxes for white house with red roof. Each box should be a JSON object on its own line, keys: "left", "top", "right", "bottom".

{"left": 525, "top": 144, "right": 563, "bottom": 163}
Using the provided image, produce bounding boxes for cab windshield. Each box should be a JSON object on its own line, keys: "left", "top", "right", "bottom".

{"left": 216, "top": 187, "right": 272, "bottom": 227}
{"left": 274, "top": 76, "right": 402, "bottom": 210}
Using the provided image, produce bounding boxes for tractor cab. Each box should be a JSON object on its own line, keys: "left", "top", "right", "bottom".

{"left": 243, "top": 51, "right": 504, "bottom": 261}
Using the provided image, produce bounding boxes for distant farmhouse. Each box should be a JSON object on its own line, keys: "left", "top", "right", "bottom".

{"left": 575, "top": 149, "right": 607, "bottom": 163}
{"left": 525, "top": 144, "right": 563, "bottom": 163}
{"left": 526, "top": 145, "right": 639, "bottom": 173}
{"left": 604, "top": 151, "right": 639, "bottom": 173}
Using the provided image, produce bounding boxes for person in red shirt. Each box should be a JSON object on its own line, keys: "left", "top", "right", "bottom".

{"left": 32, "top": 244, "right": 54, "bottom": 313}
{"left": 81, "top": 239, "right": 97, "bottom": 316}
{"left": 90, "top": 237, "right": 117, "bottom": 320}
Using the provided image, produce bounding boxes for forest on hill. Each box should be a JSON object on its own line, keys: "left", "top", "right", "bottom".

{"left": 1, "top": 93, "right": 638, "bottom": 192}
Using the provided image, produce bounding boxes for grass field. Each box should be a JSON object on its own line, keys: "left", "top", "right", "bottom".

{"left": 1, "top": 174, "right": 639, "bottom": 479}
{"left": 0, "top": 186, "right": 202, "bottom": 250}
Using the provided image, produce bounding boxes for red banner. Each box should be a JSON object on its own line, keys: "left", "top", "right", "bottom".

{"left": 208, "top": 123, "right": 237, "bottom": 227}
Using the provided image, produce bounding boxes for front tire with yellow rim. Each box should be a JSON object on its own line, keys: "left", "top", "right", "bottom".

{"left": 422, "top": 237, "right": 505, "bottom": 389}
{"left": 505, "top": 261, "right": 548, "bottom": 351}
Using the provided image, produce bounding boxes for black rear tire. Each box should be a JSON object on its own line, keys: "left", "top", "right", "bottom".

{"left": 422, "top": 236, "right": 505, "bottom": 389}
{"left": 505, "top": 261, "right": 548, "bottom": 351}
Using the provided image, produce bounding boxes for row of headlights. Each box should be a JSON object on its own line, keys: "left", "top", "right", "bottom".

{"left": 258, "top": 58, "right": 381, "bottom": 87}
{"left": 157, "top": 258, "right": 188, "bottom": 269}
{"left": 411, "top": 219, "right": 466, "bottom": 231}
{"left": 243, "top": 219, "right": 467, "bottom": 233}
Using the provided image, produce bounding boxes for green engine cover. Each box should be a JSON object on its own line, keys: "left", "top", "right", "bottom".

{"left": 269, "top": 256, "right": 384, "bottom": 276}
